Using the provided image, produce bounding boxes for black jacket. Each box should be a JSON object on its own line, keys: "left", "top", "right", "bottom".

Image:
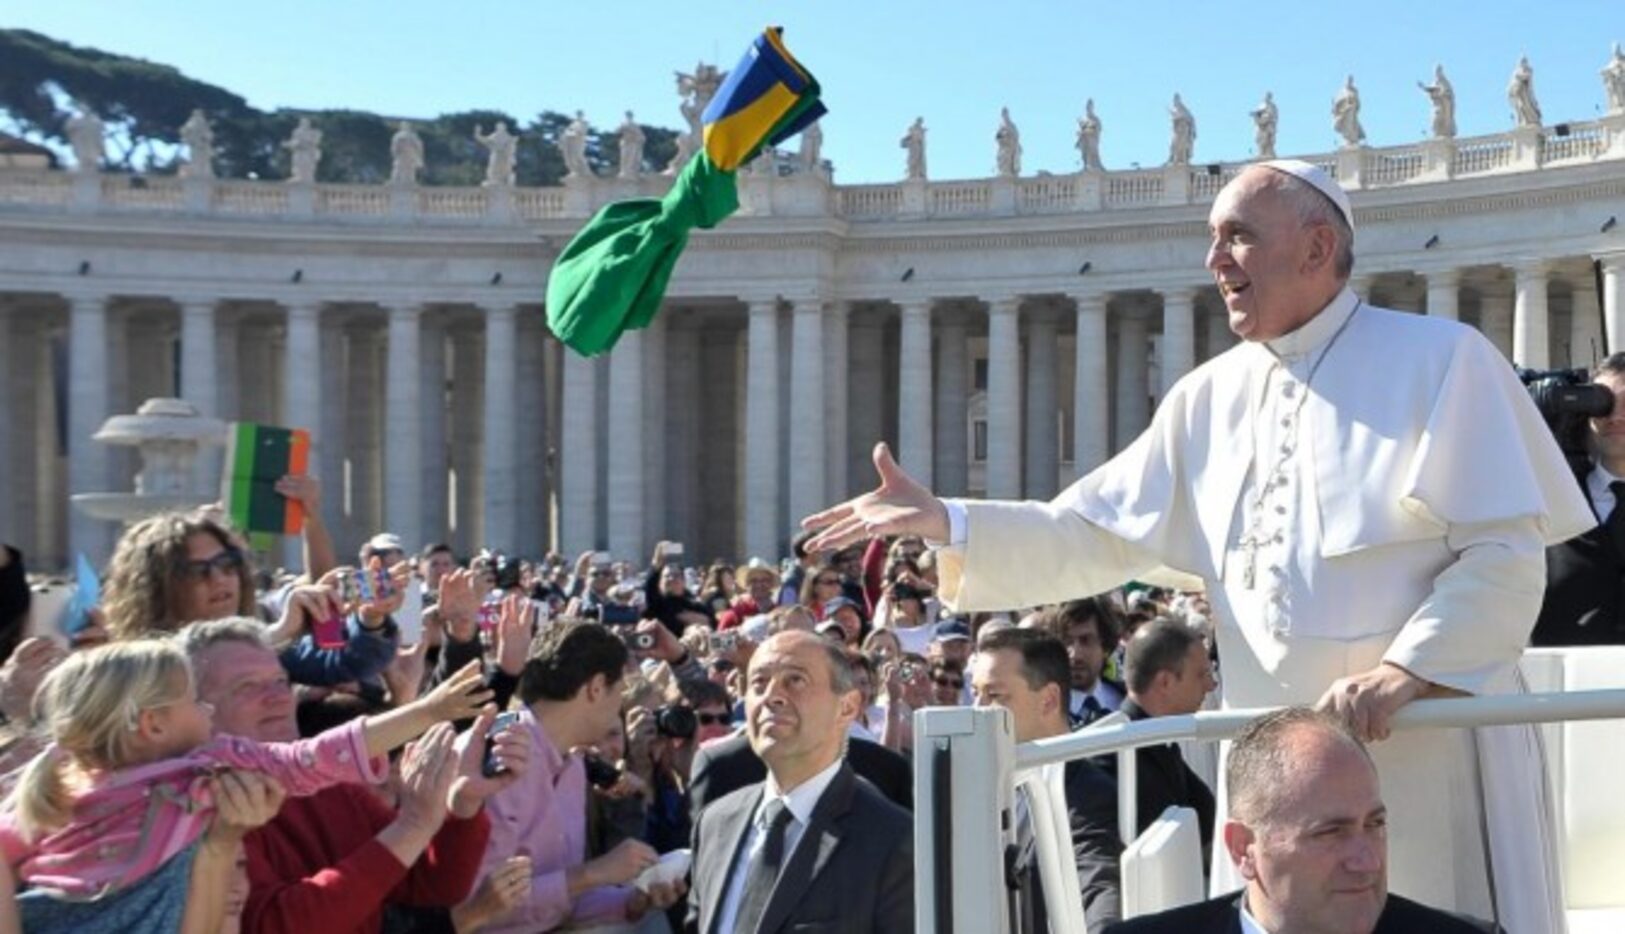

{"left": 1534, "top": 464, "right": 1625, "bottom": 645}
{"left": 689, "top": 730, "right": 913, "bottom": 814}
{"left": 685, "top": 763, "right": 913, "bottom": 934}
{"left": 1099, "top": 699, "right": 1216, "bottom": 860}
{"left": 1104, "top": 890, "right": 1500, "bottom": 933}
{"left": 1013, "top": 757, "right": 1123, "bottom": 934}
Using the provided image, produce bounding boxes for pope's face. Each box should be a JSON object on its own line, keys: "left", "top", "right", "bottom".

{"left": 1230, "top": 731, "right": 1387, "bottom": 934}
{"left": 1206, "top": 168, "right": 1328, "bottom": 342}
{"left": 1589, "top": 371, "right": 1625, "bottom": 465}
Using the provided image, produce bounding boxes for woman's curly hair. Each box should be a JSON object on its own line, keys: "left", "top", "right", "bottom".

{"left": 102, "top": 510, "right": 257, "bottom": 640}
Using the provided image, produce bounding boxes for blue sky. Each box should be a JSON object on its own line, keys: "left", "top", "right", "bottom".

{"left": 8, "top": 1, "right": 1622, "bottom": 182}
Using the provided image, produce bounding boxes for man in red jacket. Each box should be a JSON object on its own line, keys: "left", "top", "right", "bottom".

{"left": 184, "top": 618, "right": 527, "bottom": 934}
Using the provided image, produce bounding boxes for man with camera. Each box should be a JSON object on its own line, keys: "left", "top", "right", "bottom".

{"left": 474, "top": 620, "right": 686, "bottom": 932}
{"left": 1535, "top": 353, "right": 1625, "bottom": 645}
{"left": 644, "top": 540, "right": 716, "bottom": 637}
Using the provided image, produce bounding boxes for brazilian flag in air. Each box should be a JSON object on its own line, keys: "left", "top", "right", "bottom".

{"left": 546, "top": 27, "right": 826, "bottom": 356}
{"left": 221, "top": 422, "right": 310, "bottom": 539}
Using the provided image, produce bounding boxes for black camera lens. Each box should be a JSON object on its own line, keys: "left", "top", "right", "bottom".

{"left": 583, "top": 755, "right": 622, "bottom": 789}
{"left": 654, "top": 704, "right": 698, "bottom": 741}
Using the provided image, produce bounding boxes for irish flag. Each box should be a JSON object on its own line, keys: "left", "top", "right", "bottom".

{"left": 221, "top": 422, "right": 310, "bottom": 537}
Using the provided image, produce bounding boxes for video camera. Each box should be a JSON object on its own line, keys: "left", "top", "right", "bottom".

{"left": 1519, "top": 367, "right": 1615, "bottom": 472}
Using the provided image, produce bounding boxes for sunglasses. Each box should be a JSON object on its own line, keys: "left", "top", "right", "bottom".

{"left": 181, "top": 548, "right": 244, "bottom": 581}
{"left": 934, "top": 677, "right": 965, "bottom": 690}
{"left": 696, "top": 712, "right": 731, "bottom": 727}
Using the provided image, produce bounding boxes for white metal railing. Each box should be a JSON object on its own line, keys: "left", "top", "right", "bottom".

{"left": 914, "top": 688, "right": 1625, "bottom": 934}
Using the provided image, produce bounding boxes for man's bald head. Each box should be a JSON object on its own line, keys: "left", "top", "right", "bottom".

{"left": 1227, "top": 706, "right": 1375, "bottom": 824}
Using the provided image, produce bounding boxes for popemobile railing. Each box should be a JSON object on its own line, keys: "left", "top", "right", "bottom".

{"left": 911, "top": 688, "right": 1625, "bottom": 934}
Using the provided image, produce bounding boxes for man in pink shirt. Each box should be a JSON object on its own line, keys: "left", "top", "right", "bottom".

{"left": 475, "top": 620, "right": 687, "bottom": 933}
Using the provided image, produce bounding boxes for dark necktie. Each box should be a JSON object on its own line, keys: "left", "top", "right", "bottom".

{"left": 1081, "top": 694, "right": 1103, "bottom": 723}
{"left": 1608, "top": 481, "right": 1625, "bottom": 557}
{"left": 734, "top": 799, "right": 795, "bottom": 934}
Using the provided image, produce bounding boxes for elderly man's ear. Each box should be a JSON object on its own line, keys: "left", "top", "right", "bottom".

{"left": 1223, "top": 821, "right": 1260, "bottom": 881}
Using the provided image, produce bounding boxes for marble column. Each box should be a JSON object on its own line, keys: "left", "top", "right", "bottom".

{"left": 449, "top": 329, "right": 484, "bottom": 556}
{"left": 605, "top": 326, "right": 645, "bottom": 561}
{"left": 1425, "top": 268, "right": 1460, "bottom": 320}
{"left": 986, "top": 297, "right": 1023, "bottom": 499}
{"left": 1478, "top": 288, "right": 1515, "bottom": 360}
{"left": 935, "top": 317, "right": 970, "bottom": 497}
{"left": 1159, "top": 287, "right": 1197, "bottom": 399}
{"left": 67, "top": 292, "right": 113, "bottom": 565}
{"left": 6, "top": 313, "right": 39, "bottom": 560}
{"left": 318, "top": 323, "right": 347, "bottom": 544}
{"left": 1072, "top": 292, "right": 1110, "bottom": 477}
{"left": 280, "top": 301, "right": 323, "bottom": 567}
{"left": 1513, "top": 261, "right": 1551, "bottom": 369}
{"left": 744, "top": 300, "right": 781, "bottom": 560}
{"left": 1115, "top": 311, "right": 1151, "bottom": 451}
{"left": 482, "top": 304, "right": 519, "bottom": 551}
{"left": 419, "top": 316, "right": 449, "bottom": 545}
{"left": 897, "top": 300, "right": 934, "bottom": 489}
{"left": 823, "top": 301, "right": 850, "bottom": 501}
{"left": 559, "top": 345, "right": 600, "bottom": 555}
{"left": 639, "top": 315, "right": 665, "bottom": 551}
{"left": 347, "top": 328, "right": 384, "bottom": 548}
{"left": 789, "top": 298, "right": 827, "bottom": 529}
{"left": 1024, "top": 311, "right": 1059, "bottom": 499}
{"left": 214, "top": 312, "right": 240, "bottom": 423}
{"left": 1602, "top": 255, "right": 1625, "bottom": 357}
{"left": 383, "top": 303, "right": 423, "bottom": 548}
{"left": 1570, "top": 279, "right": 1605, "bottom": 369}
{"left": 665, "top": 322, "right": 702, "bottom": 549}
{"left": 0, "top": 308, "right": 12, "bottom": 543}
{"left": 847, "top": 315, "right": 885, "bottom": 498}
{"left": 519, "top": 319, "right": 549, "bottom": 557}
{"left": 179, "top": 299, "right": 220, "bottom": 496}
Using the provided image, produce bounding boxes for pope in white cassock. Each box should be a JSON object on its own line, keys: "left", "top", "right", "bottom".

{"left": 804, "top": 160, "right": 1594, "bottom": 932}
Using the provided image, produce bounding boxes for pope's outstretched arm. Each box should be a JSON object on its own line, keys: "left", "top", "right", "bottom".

{"left": 804, "top": 443, "right": 1163, "bottom": 611}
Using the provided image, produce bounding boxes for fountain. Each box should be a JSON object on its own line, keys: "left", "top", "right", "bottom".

{"left": 70, "top": 397, "right": 226, "bottom": 524}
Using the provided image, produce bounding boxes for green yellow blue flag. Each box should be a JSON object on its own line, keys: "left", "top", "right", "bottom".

{"left": 546, "top": 27, "right": 825, "bottom": 356}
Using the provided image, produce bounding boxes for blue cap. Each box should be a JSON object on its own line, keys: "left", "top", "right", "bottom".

{"left": 932, "top": 619, "right": 971, "bottom": 642}
{"left": 821, "top": 596, "right": 863, "bottom": 620}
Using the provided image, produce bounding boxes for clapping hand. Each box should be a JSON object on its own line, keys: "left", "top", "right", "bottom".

{"left": 803, "top": 443, "right": 950, "bottom": 552}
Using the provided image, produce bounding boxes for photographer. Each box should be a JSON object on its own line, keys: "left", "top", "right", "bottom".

{"left": 1535, "top": 353, "right": 1625, "bottom": 645}
{"left": 641, "top": 542, "right": 714, "bottom": 637}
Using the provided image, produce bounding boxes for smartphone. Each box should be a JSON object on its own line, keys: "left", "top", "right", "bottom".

{"left": 482, "top": 711, "right": 522, "bottom": 778}
{"left": 712, "top": 630, "right": 739, "bottom": 654}
{"left": 312, "top": 611, "right": 347, "bottom": 650}
{"left": 477, "top": 597, "right": 502, "bottom": 633}
{"left": 663, "top": 543, "right": 685, "bottom": 566}
{"left": 619, "top": 629, "right": 657, "bottom": 652}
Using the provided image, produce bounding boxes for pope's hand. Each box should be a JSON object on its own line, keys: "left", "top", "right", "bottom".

{"left": 802, "top": 443, "right": 949, "bottom": 553}
{"left": 1315, "top": 662, "right": 1434, "bottom": 743}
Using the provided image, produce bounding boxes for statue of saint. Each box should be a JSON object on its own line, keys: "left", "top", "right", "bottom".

{"left": 179, "top": 109, "right": 214, "bottom": 179}
{"left": 475, "top": 121, "right": 518, "bottom": 187}
{"left": 668, "top": 63, "right": 726, "bottom": 175}
{"left": 1417, "top": 65, "right": 1457, "bottom": 139}
{"left": 65, "top": 106, "right": 105, "bottom": 173}
{"left": 1508, "top": 56, "right": 1543, "bottom": 127}
{"left": 560, "top": 111, "right": 590, "bottom": 180}
{"left": 1332, "top": 75, "right": 1366, "bottom": 147}
{"left": 798, "top": 120, "right": 823, "bottom": 175}
{"left": 995, "top": 107, "right": 1021, "bottom": 177}
{"left": 389, "top": 121, "right": 423, "bottom": 186}
{"left": 1076, "top": 99, "right": 1103, "bottom": 172}
{"left": 1250, "top": 92, "right": 1278, "bottom": 159}
{"left": 1602, "top": 43, "right": 1625, "bottom": 115}
{"left": 1168, "top": 94, "right": 1196, "bottom": 165}
{"left": 284, "top": 117, "right": 322, "bottom": 184}
{"left": 901, "top": 117, "right": 927, "bottom": 181}
{"left": 618, "top": 111, "right": 645, "bottom": 179}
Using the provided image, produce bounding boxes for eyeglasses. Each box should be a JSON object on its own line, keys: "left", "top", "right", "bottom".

{"left": 181, "top": 548, "right": 244, "bottom": 582}
{"left": 696, "top": 712, "right": 731, "bottom": 726}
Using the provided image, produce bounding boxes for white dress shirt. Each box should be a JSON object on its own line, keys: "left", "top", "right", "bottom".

{"left": 714, "top": 757, "right": 844, "bottom": 934}
{"left": 1586, "top": 461, "right": 1624, "bottom": 520}
{"left": 1238, "top": 896, "right": 1271, "bottom": 934}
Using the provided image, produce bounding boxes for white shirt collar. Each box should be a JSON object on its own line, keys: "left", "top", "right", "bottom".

{"left": 1238, "top": 893, "right": 1273, "bottom": 934}
{"left": 762, "top": 756, "right": 844, "bottom": 828}
{"left": 1260, "top": 286, "right": 1360, "bottom": 363}
{"left": 1589, "top": 461, "right": 1625, "bottom": 502}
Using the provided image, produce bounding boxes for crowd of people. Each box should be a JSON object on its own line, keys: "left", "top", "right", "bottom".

{"left": 0, "top": 494, "right": 1240, "bottom": 933}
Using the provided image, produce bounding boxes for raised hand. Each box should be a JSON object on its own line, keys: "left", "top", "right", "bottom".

{"left": 449, "top": 706, "right": 532, "bottom": 817}
{"left": 437, "top": 568, "right": 481, "bottom": 641}
{"left": 420, "top": 660, "right": 495, "bottom": 725}
{"left": 802, "top": 443, "right": 950, "bottom": 553}
{"left": 495, "top": 594, "right": 535, "bottom": 677}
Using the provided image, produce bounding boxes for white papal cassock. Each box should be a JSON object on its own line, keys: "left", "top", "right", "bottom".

{"left": 935, "top": 287, "right": 1595, "bottom": 932}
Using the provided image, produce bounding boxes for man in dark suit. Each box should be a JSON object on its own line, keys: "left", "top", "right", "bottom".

{"left": 686, "top": 631, "right": 912, "bottom": 934}
{"left": 970, "top": 627, "right": 1122, "bottom": 933}
{"left": 1535, "top": 352, "right": 1625, "bottom": 645}
{"left": 1106, "top": 618, "right": 1217, "bottom": 859}
{"left": 689, "top": 730, "right": 912, "bottom": 815}
{"left": 1105, "top": 707, "right": 1499, "bottom": 934}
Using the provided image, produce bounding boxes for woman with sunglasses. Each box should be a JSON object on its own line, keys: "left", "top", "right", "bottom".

{"left": 796, "top": 558, "right": 845, "bottom": 621}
